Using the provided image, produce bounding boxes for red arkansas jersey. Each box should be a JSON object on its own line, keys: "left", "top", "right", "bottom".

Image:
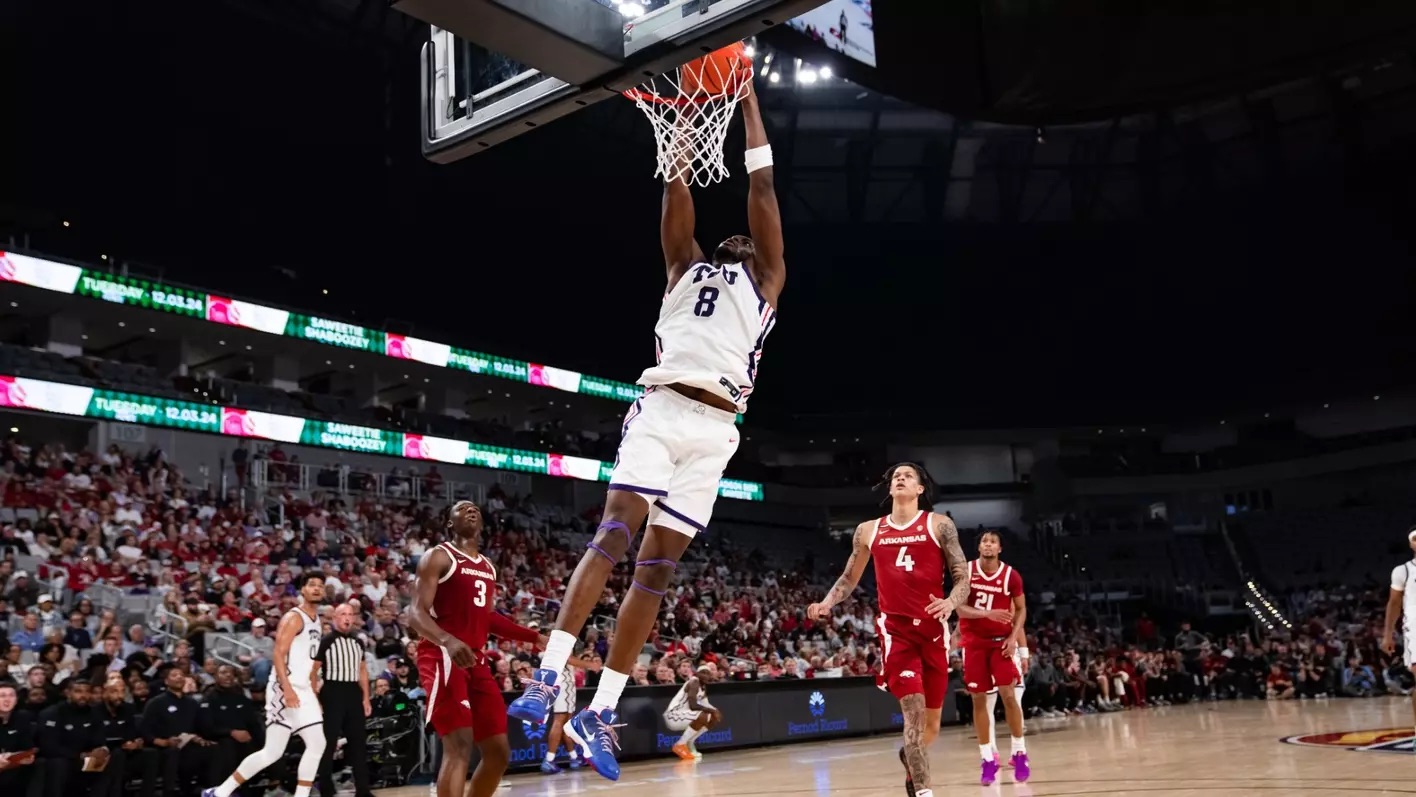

{"left": 421, "top": 542, "right": 499, "bottom": 651}
{"left": 958, "top": 559, "right": 1023, "bottom": 644}
{"left": 869, "top": 510, "right": 947, "bottom": 622}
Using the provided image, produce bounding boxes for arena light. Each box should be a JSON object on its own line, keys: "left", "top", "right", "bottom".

{"left": 618, "top": 1, "right": 645, "bottom": 18}
{"left": 798, "top": 68, "right": 818, "bottom": 84}
{"left": 819, "top": 65, "right": 832, "bottom": 79}
{"left": 744, "top": 44, "right": 756, "bottom": 58}
{"left": 768, "top": 72, "right": 780, "bottom": 84}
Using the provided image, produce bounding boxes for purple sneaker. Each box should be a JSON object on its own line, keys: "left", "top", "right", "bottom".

{"left": 981, "top": 757, "right": 1000, "bottom": 786}
{"left": 1011, "top": 752, "right": 1031, "bottom": 782}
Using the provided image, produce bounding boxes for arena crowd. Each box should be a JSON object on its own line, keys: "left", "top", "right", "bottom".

{"left": 0, "top": 434, "right": 1404, "bottom": 793}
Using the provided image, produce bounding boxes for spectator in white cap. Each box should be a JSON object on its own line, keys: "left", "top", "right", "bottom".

{"left": 6, "top": 571, "right": 37, "bottom": 609}
{"left": 36, "top": 594, "right": 61, "bottom": 635}
{"left": 238, "top": 617, "right": 276, "bottom": 683}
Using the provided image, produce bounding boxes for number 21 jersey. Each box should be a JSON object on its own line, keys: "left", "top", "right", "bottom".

{"left": 870, "top": 510, "right": 947, "bottom": 623}
{"left": 958, "top": 560, "right": 1023, "bottom": 645}
{"left": 638, "top": 261, "right": 777, "bottom": 413}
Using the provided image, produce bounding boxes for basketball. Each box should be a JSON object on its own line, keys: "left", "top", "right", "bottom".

{"left": 679, "top": 41, "right": 751, "bottom": 98}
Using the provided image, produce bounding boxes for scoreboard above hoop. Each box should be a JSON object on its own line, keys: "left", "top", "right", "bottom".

{"left": 395, "top": 0, "right": 830, "bottom": 163}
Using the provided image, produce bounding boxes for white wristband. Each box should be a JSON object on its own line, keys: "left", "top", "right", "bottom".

{"left": 745, "top": 145, "right": 773, "bottom": 173}
{"left": 1018, "top": 647, "right": 1030, "bottom": 660}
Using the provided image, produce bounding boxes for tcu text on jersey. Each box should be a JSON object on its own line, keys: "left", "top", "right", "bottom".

{"left": 639, "top": 262, "right": 777, "bottom": 412}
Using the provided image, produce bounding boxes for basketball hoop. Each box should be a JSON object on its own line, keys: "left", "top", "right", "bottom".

{"left": 623, "top": 43, "right": 753, "bottom": 187}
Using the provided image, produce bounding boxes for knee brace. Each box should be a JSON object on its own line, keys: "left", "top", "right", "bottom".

{"left": 631, "top": 558, "right": 677, "bottom": 595}
{"left": 586, "top": 520, "right": 633, "bottom": 564}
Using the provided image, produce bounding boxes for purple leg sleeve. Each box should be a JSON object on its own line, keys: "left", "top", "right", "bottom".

{"left": 635, "top": 558, "right": 678, "bottom": 570}
{"left": 586, "top": 542, "right": 616, "bottom": 564}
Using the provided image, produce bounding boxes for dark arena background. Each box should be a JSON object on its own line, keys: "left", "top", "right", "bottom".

{"left": 3, "top": 0, "right": 1416, "bottom": 794}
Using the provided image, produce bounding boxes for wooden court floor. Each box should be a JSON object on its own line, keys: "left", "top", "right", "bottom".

{"left": 378, "top": 698, "right": 1416, "bottom": 797}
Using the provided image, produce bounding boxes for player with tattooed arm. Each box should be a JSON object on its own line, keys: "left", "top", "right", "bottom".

{"left": 808, "top": 464, "right": 971, "bottom": 797}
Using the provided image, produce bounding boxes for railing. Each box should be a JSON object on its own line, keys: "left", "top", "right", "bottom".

{"left": 252, "top": 459, "right": 492, "bottom": 506}
{"left": 207, "top": 632, "right": 263, "bottom": 670}
{"left": 149, "top": 607, "right": 189, "bottom": 650}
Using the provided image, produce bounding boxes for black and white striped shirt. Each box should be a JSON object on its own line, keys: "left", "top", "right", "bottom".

{"left": 316, "top": 631, "right": 365, "bottom": 683}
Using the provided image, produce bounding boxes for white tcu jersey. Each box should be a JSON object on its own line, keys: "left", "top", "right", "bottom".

{"left": 665, "top": 678, "right": 705, "bottom": 719}
{"left": 1394, "top": 561, "right": 1416, "bottom": 661}
{"left": 276, "top": 607, "right": 322, "bottom": 689}
{"left": 638, "top": 261, "right": 777, "bottom": 412}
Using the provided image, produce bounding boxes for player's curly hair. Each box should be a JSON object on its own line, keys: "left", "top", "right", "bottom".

{"left": 875, "top": 462, "right": 936, "bottom": 512}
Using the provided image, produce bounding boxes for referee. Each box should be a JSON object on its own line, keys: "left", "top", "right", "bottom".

{"left": 316, "top": 602, "right": 375, "bottom": 797}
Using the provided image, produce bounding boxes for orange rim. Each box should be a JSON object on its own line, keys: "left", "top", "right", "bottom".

{"left": 621, "top": 66, "right": 754, "bottom": 106}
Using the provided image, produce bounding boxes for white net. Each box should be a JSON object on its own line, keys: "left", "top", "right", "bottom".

{"left": 624, "top": 49, "right": 753, "bottom": 187}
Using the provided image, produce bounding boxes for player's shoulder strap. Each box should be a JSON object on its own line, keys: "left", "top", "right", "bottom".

{"left": 432, "top": 542, "right": 460, "bottom": 584}
{"left": 923, "top": 512, "right": 942, "bottom": 548}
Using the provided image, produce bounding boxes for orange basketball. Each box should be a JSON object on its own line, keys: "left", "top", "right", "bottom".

{"left": 679, "top": 41, "right": 751, "bottom": 97}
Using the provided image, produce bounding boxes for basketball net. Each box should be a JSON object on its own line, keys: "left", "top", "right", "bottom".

{"left": 623, "top": 55, "right": 753, "bottom": 187}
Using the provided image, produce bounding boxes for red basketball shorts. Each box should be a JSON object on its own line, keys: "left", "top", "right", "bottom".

{"left": 875, "top": 613, "right": 950, "bottom": 710}
{"left": 417, "top": 644, "right": 507, "bottom": 741}
{"left": 962, "top": 639, "right": 1021, "bottom": 694}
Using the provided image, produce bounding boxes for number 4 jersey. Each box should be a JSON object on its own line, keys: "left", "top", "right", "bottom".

{"left": 869, "top": 510, "right": 950, "bottom": 623}
{"left": 638, "top": 261, "right": 777, "bottom": 413}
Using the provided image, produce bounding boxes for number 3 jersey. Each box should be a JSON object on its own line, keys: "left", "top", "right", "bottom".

{"left": 638, "top": 261, "right": 777, "bottom": 413}
{"left": 869, "top": 510, "right": 949, "bottom": 623}
{"left": 424, "top": 541, "right": 499, "bottom": 653}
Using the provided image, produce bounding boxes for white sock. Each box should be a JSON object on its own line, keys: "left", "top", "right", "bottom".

{"left": 1011, "top": 736, "right": 1026, "bottom": 755}
{"left": 214, "top": 779, "right": 242, "bottom": 797}
{"left": 545, "top": 751, "right": 556, "bottom": 762}
{"left": 589, "top": 668, "right": 628, "bottom": 713}
{"left": 541, "top": 630, "right": 576, "bottom": 675}
{"left": 678, "top": 726, "right": 702, "bottom": 745}
{"left": 294, "top": 786, "right": 312, "bottom": 797}
{"left": 979, "top": 744, "right": 992, "bottom": 761}
{"left": 986, "top": 691, "right": 998, "bottom": 749}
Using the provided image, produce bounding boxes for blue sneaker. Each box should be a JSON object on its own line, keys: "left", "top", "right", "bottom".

{"left": 565, "top": 708, "right": 623, "bottom": 781}
{"left": 539, "top": 760, "right": 562, "bottom": 774}
{"left": 201, "top": 790, "right": 218, "bottom": 797}
{"left": 568, "top": 755, "right": 583, "bottom": 770}
{"left": 507, "top": 669, "right": 559, "bottom": 724}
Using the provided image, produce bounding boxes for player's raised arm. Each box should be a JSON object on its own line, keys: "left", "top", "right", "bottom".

{"left": 932, "top": 514, "right": 972, "bottom": 610}
{"left": 407, "top": 548, "right": 478, "bottom": 668}
{"left": 808, "top": 521, "right": 873, "bottom": 619}
{"left": 662, "top": 154, "right": 704, "bottom": 286}
{"left": 740, "top": 85, "right": 784, "bottom": 306}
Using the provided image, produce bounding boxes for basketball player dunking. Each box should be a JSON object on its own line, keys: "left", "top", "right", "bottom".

{"left": 508, "top": 79, "right": 784, "bottom": 782}
{"left": 1379, "top": 525, "right": 1416, "bottom": 737}
{"left": 808, "top": 464, "right": 971, "bottom": 797}
{"left": 952, "top": 530, "right": 1031, "bottom": 785}
{"left": 408, "top": 502, "right": 547, "bottom": 797}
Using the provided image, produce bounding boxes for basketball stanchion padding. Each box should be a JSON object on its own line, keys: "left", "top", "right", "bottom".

{"left": 623, "top": 42, "right": 754, "bottom": 187}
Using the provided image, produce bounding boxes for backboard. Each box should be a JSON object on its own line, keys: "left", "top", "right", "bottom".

{"left": 407, "top": 0, "right": 830, "bottom": 163}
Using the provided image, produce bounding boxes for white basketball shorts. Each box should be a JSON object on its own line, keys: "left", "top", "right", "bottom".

{"left": 664, "top": 709, "right": 698, "bottom": 732}
{"left": 608, "top": 386, "right": 739, "bottom": 538}
{"left": 267, "top": 680, "right": 322, "bottom": 733}
{"left": 553, "top": 674, "right": 577, "bottom": 714}
{"left": 1405, "top": 628, "right": 1416, "bottom": 669}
